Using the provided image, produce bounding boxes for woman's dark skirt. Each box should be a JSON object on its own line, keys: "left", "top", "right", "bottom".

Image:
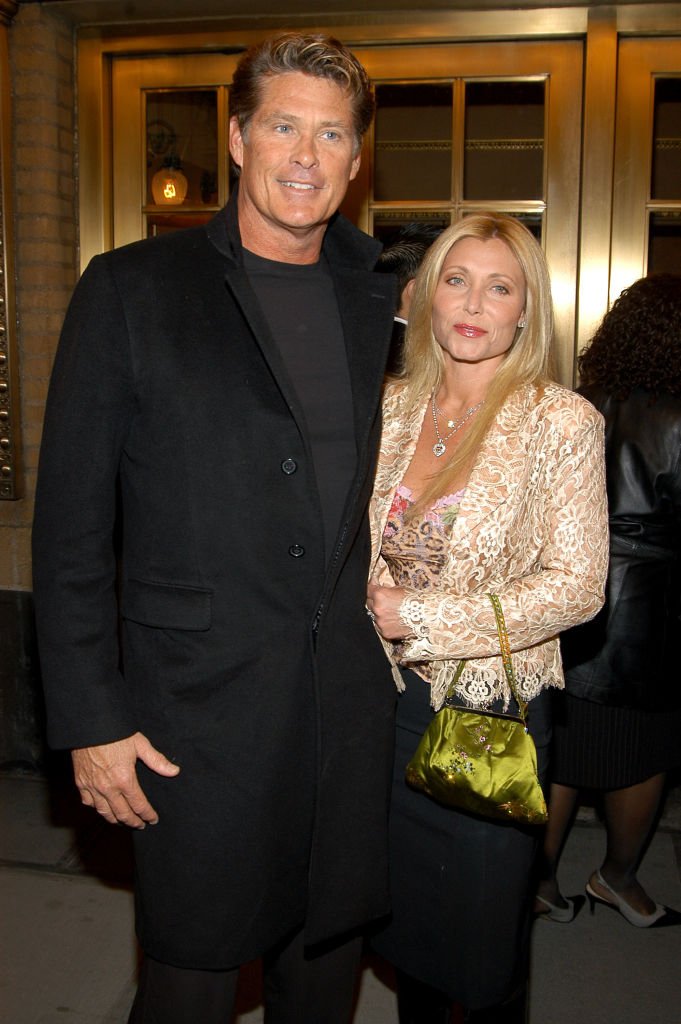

{"left": 551, "top": 691, "right": 681, "bottom": 790}
{"left": 370, "top": 669, "right": 551, "bottom": 1010}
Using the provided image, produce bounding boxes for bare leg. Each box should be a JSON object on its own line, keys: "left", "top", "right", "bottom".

{"left": 590, "top": 772, "right": 666, "bottom": 915}
{"left": 535, "top": 783, "right": 579, "bottom": 910}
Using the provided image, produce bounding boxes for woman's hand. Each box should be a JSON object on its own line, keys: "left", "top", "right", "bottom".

{"left": 367, "top": 580, "right": 411, "bottom": 641}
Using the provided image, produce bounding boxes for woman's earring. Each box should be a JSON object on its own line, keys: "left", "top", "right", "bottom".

{"left": 518, "top": 318, "right": 527, "bottom": 329}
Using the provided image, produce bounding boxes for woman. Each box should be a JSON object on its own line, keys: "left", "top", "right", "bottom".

{"left": 366, "top": 214, "right": 608, "bottom": 1022}
{"left": 537, "top": 274, "right": 681, "bottom": 929}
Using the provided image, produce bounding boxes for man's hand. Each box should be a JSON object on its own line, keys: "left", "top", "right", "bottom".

{"left": 72, "top": 732, "right": 180, "bottom": 829}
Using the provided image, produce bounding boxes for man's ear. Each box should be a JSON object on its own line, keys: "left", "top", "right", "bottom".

{"left": 400, "top": 276, "right": 417, "bottom": 318}
{"left": 229, "top": 116, "right": 244, "bottom": 168}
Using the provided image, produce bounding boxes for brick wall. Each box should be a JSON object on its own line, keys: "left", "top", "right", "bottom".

{"left": 0, "top": 4, "right": 76, "bottom": 765}
{"left": 1, "top": 3, "right": 77, "bottom": 592}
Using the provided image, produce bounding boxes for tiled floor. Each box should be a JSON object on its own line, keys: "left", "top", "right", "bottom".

{"left": 2, "top": 764, "right": 680, "bottom": 1024}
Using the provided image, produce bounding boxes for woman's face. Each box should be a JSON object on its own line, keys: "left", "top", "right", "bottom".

{"left": 431, "top": 236, "right": 527, "bottom": 372}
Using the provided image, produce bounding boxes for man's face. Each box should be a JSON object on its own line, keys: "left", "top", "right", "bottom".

{"left": 229, "top": 71, "right": 361, "bottom": 260}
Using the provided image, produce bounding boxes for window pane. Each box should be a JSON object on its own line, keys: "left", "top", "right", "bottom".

{"left": 464, "top": 81, "right": 545, "bottom": 201}
{"left": 374, "top": 84, "right": 452, "bottom": 202}
{"left": 513, "top": 211, "right": 543, "bottom": 242}
{"left": 648, "top": 212, "right": 681, "bottom": 273}
{"left": 651, "top": 78, "right": 681, "bottom": 201}
{"left": 373, "top": 211, "right": 450, "bottom": 246}
{"left": 461, "top": 210, "right": 543, "bottom": 242}
{"left": 146, "top": 90, "right": 218, "bottom": 207}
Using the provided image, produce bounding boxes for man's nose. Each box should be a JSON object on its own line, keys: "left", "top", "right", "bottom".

{"left": 290, "top": 133, "right": 319, "bottom": 168}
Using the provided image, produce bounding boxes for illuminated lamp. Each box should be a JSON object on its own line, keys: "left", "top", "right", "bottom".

{"left": 151, "top": 155, "right": 188, "bottom": 205}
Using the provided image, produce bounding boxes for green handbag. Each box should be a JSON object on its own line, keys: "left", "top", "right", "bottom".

{"left": 405, "top": 594, "right": 548, "bottom": 825}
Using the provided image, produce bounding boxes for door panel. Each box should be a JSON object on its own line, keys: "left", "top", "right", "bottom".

{"left": 611, "top": 39, "right": 681, "bottom": 304}
{"left": 112, "top": 54, "right": 239, "bottom": 247}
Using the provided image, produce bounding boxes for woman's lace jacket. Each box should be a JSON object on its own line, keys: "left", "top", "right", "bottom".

{"left": 369, "top": 381, "right": 609, "bottom": 711}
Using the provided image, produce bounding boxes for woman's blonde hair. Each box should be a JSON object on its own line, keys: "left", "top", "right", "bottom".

{"left": 400, "top": 213, "right": 555, "bottom": 512}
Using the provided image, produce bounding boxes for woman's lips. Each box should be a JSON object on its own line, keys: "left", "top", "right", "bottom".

{"left": 454, "top": 323, "right": 487, "bottom": 338}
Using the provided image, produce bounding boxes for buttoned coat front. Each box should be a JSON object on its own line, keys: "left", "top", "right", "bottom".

{"left": 32, "top": 196, "right": 398, "bottom": 969}
{"left": 369, "top": 380, "right": 609, "bottom": 711}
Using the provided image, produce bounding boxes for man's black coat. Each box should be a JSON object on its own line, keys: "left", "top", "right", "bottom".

{"left": 32, "top": 195, "right": 397, "bottom": 969}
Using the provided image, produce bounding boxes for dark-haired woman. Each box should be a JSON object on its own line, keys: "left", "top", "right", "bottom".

{"left": 537, "top": 273, "right": 681, "bottom": 928}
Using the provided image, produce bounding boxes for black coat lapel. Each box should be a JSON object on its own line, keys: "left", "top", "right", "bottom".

{"left": 205, "top": 197, "right": 310, "bottom": 437}
{"left": 205, "top": 197, "right": 397, "bottom": 467}
{"left": 321, "top": 215, "right": 396, "bottom": 453}
{"left": 334, "top": 265, "right": 395, "bottom": 450}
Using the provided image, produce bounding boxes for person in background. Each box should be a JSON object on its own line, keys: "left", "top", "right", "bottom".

{"left": 537, "top": 273, "right": 681, "bottom": 929}
{"left": 376, "top": 222, "right": 444, "bottom": 374}
{"left": 366, "top": 213, "right": 608, "bottom": 1022}
{"left": 32, "top": 33, "right": 397, "bottom": 1024}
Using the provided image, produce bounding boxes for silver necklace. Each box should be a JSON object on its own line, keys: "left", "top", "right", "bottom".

{"left": 431, "top": 392, "right": 484, "bottom": 457}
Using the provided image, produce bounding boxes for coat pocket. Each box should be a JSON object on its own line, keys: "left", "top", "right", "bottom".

{"left": 121, "top": 578, "right": 212, "bottom": 631}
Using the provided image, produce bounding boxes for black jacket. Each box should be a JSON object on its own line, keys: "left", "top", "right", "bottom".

{"left": 32, "top": 194, "right": 397, "bottom": 968}
{"left": 561, "top": 384, "right": 681, "bottom": 710}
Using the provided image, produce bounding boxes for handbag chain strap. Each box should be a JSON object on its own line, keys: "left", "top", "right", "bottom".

{"left": 444, "top": 594, "right": 528, "bottom": 726}
{"left": 487, "top": 593, "right": 528, "bottom": 724}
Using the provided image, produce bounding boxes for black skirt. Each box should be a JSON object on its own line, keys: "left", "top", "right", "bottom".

{"left": 551, "top": 691, "right": 681, "bottom": 790}
{"left": 370, "top": 669, "right": 551, "bottom": 1010}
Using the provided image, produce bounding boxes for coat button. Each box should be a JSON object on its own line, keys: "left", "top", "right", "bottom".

{"left": 281, "top": 458, "right": 297, "bottom": 475}
{"left": 288, "top": 544, "right": 305, "bottom": 558}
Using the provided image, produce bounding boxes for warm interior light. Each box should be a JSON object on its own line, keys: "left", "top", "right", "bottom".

{"left": 151, "top": 156, "right": 189, "bottom": 206}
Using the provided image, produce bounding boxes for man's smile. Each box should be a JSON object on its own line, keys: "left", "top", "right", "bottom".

{"left": 280, "top": 180, "right": 319, "bottom": 190}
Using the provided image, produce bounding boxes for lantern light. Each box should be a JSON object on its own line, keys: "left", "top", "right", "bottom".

{"left": 151, "top": 155, "right": 188, "bottom": 206}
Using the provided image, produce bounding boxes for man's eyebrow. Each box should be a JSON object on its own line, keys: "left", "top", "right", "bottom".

{"left": 261, "top": 110, "right": 351, "bottom": 130}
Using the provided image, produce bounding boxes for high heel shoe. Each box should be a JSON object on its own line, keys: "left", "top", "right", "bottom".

{"left": 585, "top": 870, "right": 681, "bottom": 928}
{"left": 534, "top": 893, "right": 585, "bottom": 923}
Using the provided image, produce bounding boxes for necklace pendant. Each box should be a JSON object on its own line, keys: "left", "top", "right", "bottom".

{"left": 432, "top": 441, "right": 446, "bottom": 457}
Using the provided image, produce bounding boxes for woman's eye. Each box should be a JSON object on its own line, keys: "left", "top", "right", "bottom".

{"left": 491, "top": 284, "right": 510, "bottom": 295}
{"left": 447, "top": 276, "right": 465, "bottom": 286}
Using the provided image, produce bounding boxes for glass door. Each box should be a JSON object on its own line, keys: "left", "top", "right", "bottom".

{"left": 611, "top": 39, "right": 681, "bottom": 304}
{"left": 112, "top": 53, "right": 240, "bottom": 247}
{"left": 370, "top": 76, "right": 546, "bottom": 241}
{"left": 345, "top": 41, "right": 582, "bottom": 383}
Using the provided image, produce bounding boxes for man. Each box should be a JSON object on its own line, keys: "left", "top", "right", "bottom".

{"left": 32, "top": 33, "right": 397, "bottom": 1024}
{"left": 375, "top": 223, "right": 442, "bottom": 373}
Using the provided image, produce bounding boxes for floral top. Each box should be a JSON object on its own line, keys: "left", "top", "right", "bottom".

{"left": 382, "top": 484, "right": 465, "bottom": 683}
{"left": 382, "top": 484, "right": 465, "bottom": 587}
